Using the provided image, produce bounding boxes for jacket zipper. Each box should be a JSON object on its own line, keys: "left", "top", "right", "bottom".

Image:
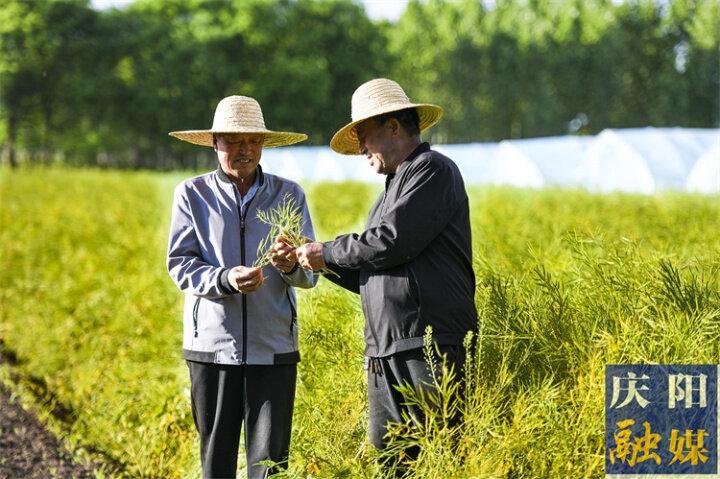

{"left": 192, "top": 297, "right": 201, "bottom": 338}
{"left": 237, "top": 188, "right": 257, "bottom": 365}
{"left": 366, "top": 178, "right": 393, "bottom": 354}
{"left": 407, "top": 264, "right": 420, "bottom": 307}
{"left": 285, "top": 288, "right": 297, "bottom": 348}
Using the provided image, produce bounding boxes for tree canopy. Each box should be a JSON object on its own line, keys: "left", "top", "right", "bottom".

{"left": 0, "top": 0, "right": 717, "bottom": 168}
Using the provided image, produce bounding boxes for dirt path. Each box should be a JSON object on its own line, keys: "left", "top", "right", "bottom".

{"left": 0, "top": 381, "right": 100, "bottom": 479}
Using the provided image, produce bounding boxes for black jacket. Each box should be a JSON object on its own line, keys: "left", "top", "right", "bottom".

{"left": 322, "top": 143, "right": 477, "bottom": 357}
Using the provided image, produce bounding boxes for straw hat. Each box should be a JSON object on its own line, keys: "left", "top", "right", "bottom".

{"left": 330, "top": 78, "right": 443, "bottom": 155}
{"left": 169, "top": 95, "right": 307, "bottom": 148}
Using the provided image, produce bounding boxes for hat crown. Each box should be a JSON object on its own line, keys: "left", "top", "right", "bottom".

{"left": 168, "top": 94, "right": 307, "bottom": 148}
{"left": 351, "top": 78, "right": 412, "bottom": 122}
{"left": 211, "top": 95, "right": 267, "bottom": 131}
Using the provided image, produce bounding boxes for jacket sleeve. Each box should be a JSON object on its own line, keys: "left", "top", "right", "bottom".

{"left": 166, "top": 184, "right": 235, "bottom": 299}
{"left": 280, "top": 187, "right": 318, "bottom": 289}
{"left": 320, "top": 245, "right": 360, "bottom": 294}
{"left": 325, "top": 158, "right": 460, "bottom": 271}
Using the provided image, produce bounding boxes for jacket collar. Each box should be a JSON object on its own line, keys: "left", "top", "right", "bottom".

{"left": 395, "top": 142, "right": 430, "bottom": 176}
{"left": 215, "top": 164, "right": 265, "bottom": 188}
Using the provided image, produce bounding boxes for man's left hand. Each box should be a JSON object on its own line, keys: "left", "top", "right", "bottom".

{"left": 296, "top": 242, "right": 326, "bottom": 271}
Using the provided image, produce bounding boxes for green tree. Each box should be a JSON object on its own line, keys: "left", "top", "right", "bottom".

{"left": 389, "top": 0, "right": 488, "bottom": 143}
{"left": 0, "top": 0, "right": 55, "bottom": 167}
{"left": 0, "top": 0, "right": 106, "bottom": 167}
{"left": 0, "top": 0, "right": 717, "bottom": 168}
{"left": 247, "top": 0, "right": 388, "bottom": 144}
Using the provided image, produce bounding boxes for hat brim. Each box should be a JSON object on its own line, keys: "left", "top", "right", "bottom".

{"left": 330, "top": 103, "right": 443, "bottom": 155}
{"left": 169, "top": 128, "right": 307, "bottom": 148}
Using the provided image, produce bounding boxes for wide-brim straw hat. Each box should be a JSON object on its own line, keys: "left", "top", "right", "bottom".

{"left": 330, "top": 78, "right": 444, "bottom": 155}
{"left": 169, "top": 95, "right": 307, "bottom": 148}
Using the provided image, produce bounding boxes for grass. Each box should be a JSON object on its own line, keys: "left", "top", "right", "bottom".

{"left": 0, "top": 168, "right": 195, "bottom": 477}
{"left": 0, "top": 167, "right": 719, "bottom": 478}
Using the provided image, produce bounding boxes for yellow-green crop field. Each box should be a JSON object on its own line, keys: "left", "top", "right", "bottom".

{"left": 1, "top": 168, "right": 719, "bottom": 478}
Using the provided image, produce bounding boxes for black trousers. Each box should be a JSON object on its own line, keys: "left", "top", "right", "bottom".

{"left": 186, "top": 361, "right": 297, "bottom": 479}
{"left": 367, "top": 345, "right": 465, "bottom": 454}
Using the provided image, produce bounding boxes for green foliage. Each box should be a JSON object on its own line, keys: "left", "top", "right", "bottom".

{"left": 0, "top": 168, "right": 196, "bottom": 477}
{"left": 254, "top": 193, "right": 306, "bottom": 267}
{"left": 1, "top": 0, "right": 718, "bottom": 167}
{"left": 377, "top": 229, "right": 719, "bottom": 478}
{"left": 389, "top": 0, "right": 719, "bottom": 142}
{"left": 1, "top": 169, "right": 719, "bottom": 478}
{"left": 0, "top": 0, "right": 108, "bottom": 166}
{"left": 308, "top": 181, "right": 379, "bottom": 238}
{"left": 0, "top": 0, "right": 389, "bottom": 168}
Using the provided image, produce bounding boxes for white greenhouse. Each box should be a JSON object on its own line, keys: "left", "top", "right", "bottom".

{"left": 259, "top": 127, "right": 720, "bottom": 194}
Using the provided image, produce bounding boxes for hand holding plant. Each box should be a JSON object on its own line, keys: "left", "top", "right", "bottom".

{"left": 254, "top": 194, "right": 307, "bottom": 269}
{"left": 269, "top": 235, "right": 299, "bottom": 273}
{"left": 296, "top": 242, "right": 327, "bottom": 271}
{"left": 254, "top": 193, "right": 336, "bottom": 276}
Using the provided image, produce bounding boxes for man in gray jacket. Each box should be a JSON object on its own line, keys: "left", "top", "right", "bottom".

{"left": 167, "top": 95, "right": 316, "bottom": 479}
{"left": 297, "top": 79, "right": 477, "bottom": 465}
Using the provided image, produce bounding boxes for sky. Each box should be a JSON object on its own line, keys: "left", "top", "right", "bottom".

{"left": 90, "top": 0, "right": 411, "bottom": 22}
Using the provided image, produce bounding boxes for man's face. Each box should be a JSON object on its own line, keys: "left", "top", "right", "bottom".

{"left": 214, "top": 133, "right": 264, "bottom": 180}
{"left": 355, "top": 118, "right": 397, "bottom": 175}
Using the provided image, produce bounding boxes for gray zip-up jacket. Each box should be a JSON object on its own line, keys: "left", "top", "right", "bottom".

{"left": 167, "top": 166, "right": 316, "bottom": 365}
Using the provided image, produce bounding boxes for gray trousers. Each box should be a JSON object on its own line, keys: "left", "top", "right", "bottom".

{"left": 186, "top": 361, "right": 296, "bottom": 479}
{"left": 367, "top": 345, "right": 465, "bottom": 456}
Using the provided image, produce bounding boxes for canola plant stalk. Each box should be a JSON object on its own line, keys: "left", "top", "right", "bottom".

{"left": 253, "top": 193, "right": 338, "bottom": 277}
{"left": 253, "top": 193, "right": 305, "bottom": 268}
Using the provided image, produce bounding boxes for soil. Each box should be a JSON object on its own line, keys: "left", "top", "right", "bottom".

{"left": 0, "top": 381, "right": 101, "bottom": 479}
{"left": 0, "top": 337, "right": 106, "bottom": 479}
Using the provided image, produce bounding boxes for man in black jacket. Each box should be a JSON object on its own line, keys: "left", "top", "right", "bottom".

{"left": 296, "top": 78, "right": 477, "bottom": 459}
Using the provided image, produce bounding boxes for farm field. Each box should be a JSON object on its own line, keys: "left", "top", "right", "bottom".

{"left": 1, "top": 167, "right": 719, "bottom": 478}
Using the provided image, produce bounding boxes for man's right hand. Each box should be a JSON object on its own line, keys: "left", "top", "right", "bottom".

{"left": 228, "top": 265, "right": 264, "bottom": 293}
{"left": 296, "top": 242, "right": 326, "bottom": 271}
